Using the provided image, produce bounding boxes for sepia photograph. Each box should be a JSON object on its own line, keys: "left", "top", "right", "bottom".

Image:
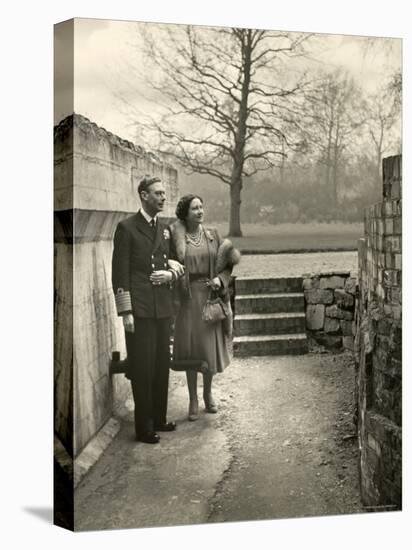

{"left": 53, "top": 14, "right": 402, "bottom": 533}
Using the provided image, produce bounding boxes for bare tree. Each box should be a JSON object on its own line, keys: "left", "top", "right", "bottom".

{"left": 127, "top": 25, "right": 310, "bottom": 236}
{"left": 302, "top": 70, "right": 365, "bottom": 208}
{"left": 363, "top": 80, "right": 401, "bottom": 186}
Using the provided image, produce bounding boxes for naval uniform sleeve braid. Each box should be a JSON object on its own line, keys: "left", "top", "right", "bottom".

{"left": 112, "top": 223, "right": 133, "bottom": 316}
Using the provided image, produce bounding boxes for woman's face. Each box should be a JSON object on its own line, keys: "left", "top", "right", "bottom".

{"left": 186, "top": 197, "right": 204, "bottom": 225}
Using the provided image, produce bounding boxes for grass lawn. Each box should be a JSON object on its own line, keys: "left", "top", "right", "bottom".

{"left": 213, "top": 222, "right": 363, "bottom": 253}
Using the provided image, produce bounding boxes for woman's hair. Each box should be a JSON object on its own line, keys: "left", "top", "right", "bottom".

{"left": 175, "top": 194, "right": 203, "bottom": 221}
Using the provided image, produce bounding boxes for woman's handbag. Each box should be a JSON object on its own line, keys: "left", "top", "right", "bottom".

{"left": 202, "top": 288, "right": 229, "bottom": 324}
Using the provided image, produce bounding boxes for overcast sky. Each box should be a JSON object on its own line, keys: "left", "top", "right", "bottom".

{"left": 54, "top": 18, "right": 402, "bottom": 142}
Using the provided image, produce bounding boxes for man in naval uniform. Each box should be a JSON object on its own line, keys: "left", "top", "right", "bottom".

{"left": 112, "top": 176, "right": 184, "bottom": 444}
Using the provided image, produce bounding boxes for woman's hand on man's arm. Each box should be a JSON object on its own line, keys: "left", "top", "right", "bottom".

{"left": 168, "top": 259, "right": 185, "bottom": 278}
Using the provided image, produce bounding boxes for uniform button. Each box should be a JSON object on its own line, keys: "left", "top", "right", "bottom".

{"left": 152, "top": 264, "right": 155, "bottom": 268}
{"left": 163, "top": 254, "right": 167, "bottom": 258}
{"left": 164, "top": 263, "right": 167, "bottom": 268}
{"left": 151, "top": 255, "right": 154, "bottom": 259}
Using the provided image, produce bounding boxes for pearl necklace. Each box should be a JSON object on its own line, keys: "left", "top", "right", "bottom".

{"left": 186, "top": 226, "right": 203, "bottom": 247}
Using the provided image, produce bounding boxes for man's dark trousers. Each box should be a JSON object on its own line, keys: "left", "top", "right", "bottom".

{"left": 125, "top": 317, "right": 171, "bottom": 436}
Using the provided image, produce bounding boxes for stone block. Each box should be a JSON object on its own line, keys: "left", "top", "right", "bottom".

{"left": 390, "top": 287, "right": 402, "bottom": 304}
{"left": 393, "top": 216, "right": 402, "bottom": 235}
{"left": 394, "top": 254, "right": 402, "bottom": 271}
{"left": 383, "top": 269, "right": 398, "bottom": 288}
{"left": 383, "top": 200, "right": 393, "bottom": 216}
{"left": 377, "top": 318, "right": 392, "bottom": 336}
{"left": 384, "top": 217, "right": 394, "bottom": 235}
{"left": 304, "top": 289, "right": 334, "bottom": 305}
{"left": 324, "top": 317, "right": 341, "bottom": 334}
{"left": 344, "top": 277, "right": 357, "bottom": 295}
{"left": 303, "top": 276, "right": 319, "bottom": 290}
{"left": 391, "top": 180, "right": 401, "bottom": 199}
{"left": 392, "top": 305, "right": 401, "bottom": 321}
{"left": 342, "top": 336, "right": 354, "bottom": 351}
{"left": 384, "top": 237, "right": 392, "bottom": 254}
{"left": 376, "top": 283, "right": 385, "bottom": 300}
{"left": 340, "top": 320, "right": 353, "bottom": 336}
{"left": 306, "top": 304, "right": 325, "bottom": 330}
{"left": 334, "top": 289, "right": 354, "bottom": 309}
{"left": 392, "top": 236, "right": 401, "bottom": 253}
{"left": 377, "top": 219, "right": 383, "bottom": 235}
{"left": 384, "top": 252, "right": 392, "bottom": 268}
{"left": 325, "top": 304, "right": 353, "bottom": 320}
{"left": 319, "top": 275, "right": 346, "bottom": 290}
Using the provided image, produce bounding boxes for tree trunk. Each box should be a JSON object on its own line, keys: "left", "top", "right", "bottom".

{"left": 227, "top": 29, "right": 252, "bottom": 237}
{"left": 332, "top": 153, "right": 338, "bottom": 207}
{"left": 229, "top": 179, "right": 242, "bottom": 236}
{"left": 375, "top": 151, "right": 382, "bottom": 187}
{"left": 325, "top": 130, "right": 332, "bottom": 191}
{"left": 279, "top": 139, "right": 286, "bottom": 186}
{"left": 375, "top": 125, "right": 384, "bottom": 187}
{"left": 325, "top": 102, "right": 334, "bottom": 204}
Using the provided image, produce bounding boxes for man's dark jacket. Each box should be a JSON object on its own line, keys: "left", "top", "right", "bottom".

{"left": 112, "top": 211, "right": 175, "bottom": 319}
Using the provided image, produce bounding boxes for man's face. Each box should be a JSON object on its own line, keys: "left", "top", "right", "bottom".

{"left": 141, "top": 181, "right": 166, "bottom": 216}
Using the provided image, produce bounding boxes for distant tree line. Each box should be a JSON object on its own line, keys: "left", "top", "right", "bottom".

{"left": 182, "top": 142, "right": 395, "bottom": 225}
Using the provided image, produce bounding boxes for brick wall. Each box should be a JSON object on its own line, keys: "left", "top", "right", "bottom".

{"left": 303, "top": 272, "right": 357, "bottom": 351}
{"left": 54, "top": 114, "right": 179, "bottom": 457}
{"left": 356, "top": 155, "right": 402, "bottom": 510}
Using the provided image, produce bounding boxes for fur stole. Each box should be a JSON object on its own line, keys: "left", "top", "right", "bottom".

{"left": 169, "top": 219, "right": 241, "bottom": 272}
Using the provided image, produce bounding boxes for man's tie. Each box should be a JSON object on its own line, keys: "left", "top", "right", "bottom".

{"left": 150, "top": 218, "right": 156, "bottom": 229}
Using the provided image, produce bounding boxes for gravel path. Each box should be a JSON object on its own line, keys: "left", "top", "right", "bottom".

{"left": 74, "top": 352, "right": 363, "bottom": 530}
{"left": 233, "top": 251, "right": 358, "bottom": 278}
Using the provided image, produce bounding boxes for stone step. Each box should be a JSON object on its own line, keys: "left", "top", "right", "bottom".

{"left": 234, "top": 312, "right": 306, "bottom": 336}
{"left": 233, "top": 333, "right": 308, "bottom": 357}
{"left": 235, "top": 276, "right": 303, "bottom": 295}
{"left": 235, "top": 292, "right": 305, "bottom": 314}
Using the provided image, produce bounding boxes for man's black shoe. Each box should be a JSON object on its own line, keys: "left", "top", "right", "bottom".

{"left": 136, "top": 431, "right": 160, "bottom": 444}
{"left": 154, "top": 421, "right": 177, "bottom": 432}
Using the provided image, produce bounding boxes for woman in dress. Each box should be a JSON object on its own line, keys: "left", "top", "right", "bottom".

{"left": 170, "top": 194, "right": 240, "bottom": 421}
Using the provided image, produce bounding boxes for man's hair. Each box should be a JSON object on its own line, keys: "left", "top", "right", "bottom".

{"left": 138, "top": 176, "right": 161, "bottom": 198}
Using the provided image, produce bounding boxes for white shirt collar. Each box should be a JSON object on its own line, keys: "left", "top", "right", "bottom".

{"left": 140, "top": 208, "right": 157, "bottom": 225}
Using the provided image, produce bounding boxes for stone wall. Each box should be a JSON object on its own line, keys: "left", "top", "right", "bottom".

{"left": 54, "top": 114, "right": 179, "bottom": 458}
{"left": 303, "top": 272, "right": 357, "bottom": 351}
{"left": 355, "top": 155, "right": 402, "bottom": 510}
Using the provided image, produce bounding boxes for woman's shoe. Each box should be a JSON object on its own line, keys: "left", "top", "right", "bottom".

{"left": 188, "top": 399, "right": 199, "bottom": 421}
{"left": 204, "top": 394, "right": 218, "bottom": 414}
